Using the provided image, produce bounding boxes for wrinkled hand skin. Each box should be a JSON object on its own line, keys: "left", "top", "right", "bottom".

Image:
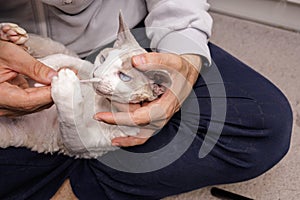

{"left": 0, "top": 41, "right": 57, "bottom": 116}
{"left": 94, "top": 52, "right": 202, "bottom": 147}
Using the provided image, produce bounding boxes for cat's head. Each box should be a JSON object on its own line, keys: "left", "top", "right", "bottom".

{"left": 92, "top": 12, "right": 171, "bottom": 103}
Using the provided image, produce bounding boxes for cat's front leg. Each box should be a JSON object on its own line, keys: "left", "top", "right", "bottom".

{"left": 0, "top": 23, "right": 28, "bottom": 45}
{"left": 51, "top": 68, "right": 88, "bottom": 155}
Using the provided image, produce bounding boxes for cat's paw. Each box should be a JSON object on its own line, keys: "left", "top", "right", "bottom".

{"left": 51, "top": 68, "right": 81, "bottom": 104}
{"left": 0, "top": 23, "right": 29, "bottom": 45}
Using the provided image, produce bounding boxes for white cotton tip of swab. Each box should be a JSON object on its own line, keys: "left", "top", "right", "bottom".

{"left": 34, "top": 83, "right": 46, "bottom": 87}
{"left": 79, "top": 78, "right": 102, "bottom": 83}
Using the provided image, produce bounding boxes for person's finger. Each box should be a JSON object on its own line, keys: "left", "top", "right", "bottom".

{"left": 1, "top": 42, "right": 57, "bottom": 84}
{"left": 0, "top": 70, "right": 18, "bottom": 83}
{"left": 132, "top": 52, "right": 182, "bottom": 71}
{"left": 132, "top": 53, "right": 199, "bottom": 86}
{"left": 0, "top": 101, "right": 53, "bottom": 117}
{"left": 94, "top": 111, "right": 130, "bottom": 125}
{"left": 94, "top": 112, "right": 150, "bottom": 126}
{"left": 0, "top": 108, "right": 23, "bottom": 117}
{"left": 0, "top": 82, "right": 52, "bottom": 110}
{"left": 111, "top": 136, "right": 149, "bottom": 147}
{"left": 21, "top": 86, "right": 52, "bottom": 109}
{"left": 111, "top": 129, "right": 154, "bottom": 147}
{"left": 95, "top": 100, "right": 172, "bottom": 130}
{"left": 94, "top": 106, "right": 151, "bottom": 126}
{"left": 8, "top": 74, "right": 29, "bottom": 89}
{"left": 110, "top": 101, "right": 141, "bottom": 112}
{"left": 20, "top": 58, "right": 57, "bottom": 85}
{"left": 0, "top": 109, "right": 12, "bottom": 116}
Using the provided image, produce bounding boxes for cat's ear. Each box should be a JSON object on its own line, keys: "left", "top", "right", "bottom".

{"left": 114, "top": 11, "right": 140, "bottom": 48}
{"left": 145, "top": 70, "right": 172, "bottom": 97}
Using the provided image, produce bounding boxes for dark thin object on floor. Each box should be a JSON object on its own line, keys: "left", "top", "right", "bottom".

{"left": 211, "top": 187, "right": 254, "bottom": 200}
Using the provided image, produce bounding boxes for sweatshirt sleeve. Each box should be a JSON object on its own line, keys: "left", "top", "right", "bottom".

{"left": 145, "top": 0, "right": 212, "bottom": 66}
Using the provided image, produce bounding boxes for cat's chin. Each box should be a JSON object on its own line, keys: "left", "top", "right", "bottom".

{"left": 95, "top": 89, "right": 112, "bottom": 97}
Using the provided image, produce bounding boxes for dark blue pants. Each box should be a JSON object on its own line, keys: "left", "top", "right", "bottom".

{"left": 0, "top": 43, "right": 293, "bottom": 200}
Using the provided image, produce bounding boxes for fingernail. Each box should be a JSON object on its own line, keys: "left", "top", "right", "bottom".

{"left": 47, "top": 71, "right": 58, "bottom": 81}
{"left": 93, "top": 114, "right": 102, "bottom": 121}
{"left": 133, "top": 55, "right": 146, "bottom": 65}
{"left": 112, "top": 142, "right": 120, "bottom": 146}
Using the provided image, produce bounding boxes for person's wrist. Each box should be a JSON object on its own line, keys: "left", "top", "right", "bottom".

{"left": 180, "top": 54, "right": 202, "bottom": 73}
{"left": 180, "top": 54, "right": 202, "bottom": 85}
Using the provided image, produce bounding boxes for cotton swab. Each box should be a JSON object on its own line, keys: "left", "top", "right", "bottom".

{"left": 79, "top": 78, "right": 101, "bottom": 83}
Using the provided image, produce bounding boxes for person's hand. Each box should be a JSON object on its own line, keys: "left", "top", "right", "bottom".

{"left": 0, "top": 41, "right": 57, "bottom": 116}
{"left": 94, "top": 52, "right": 202, "bottom": 147}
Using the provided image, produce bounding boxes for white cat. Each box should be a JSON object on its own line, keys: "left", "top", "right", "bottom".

{"left": 0, "top": 13, "right": 171, "bottom": 158}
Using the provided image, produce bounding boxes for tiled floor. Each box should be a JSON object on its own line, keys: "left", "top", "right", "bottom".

{"left": 165, "top": 12, "right": 300, "bottom": 200}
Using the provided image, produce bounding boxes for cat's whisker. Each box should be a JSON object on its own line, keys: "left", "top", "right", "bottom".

{"left": 80, "top": 78, "right": 101, "bottom": 83}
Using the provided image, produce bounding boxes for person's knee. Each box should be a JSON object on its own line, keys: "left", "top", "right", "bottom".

{"left": 250, "top": 106, "right": 293, "bottom": 179}
{"left": 268, "top": 100, "right": 293, "bottom": 156}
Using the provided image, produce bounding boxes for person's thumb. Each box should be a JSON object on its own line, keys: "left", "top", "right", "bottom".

{"left": 132, "top": 52, "right": 181, "bottom": 71}
{"left": 2, "top": 42, "right": 58, "bottom": 84}
{"left": 22, "top": 59, "right": 57, "bottom": 85}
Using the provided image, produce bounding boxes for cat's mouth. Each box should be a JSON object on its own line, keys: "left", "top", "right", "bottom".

{"left": 95, "top": 89, "right": 112, "bottom": 97}
{"left": 92, "top": 82, "right": 113, "bottom": 97}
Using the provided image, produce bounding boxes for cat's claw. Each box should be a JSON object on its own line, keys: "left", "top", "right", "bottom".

{"left": 0, "top": 22, "right": 29, "bottom": 45}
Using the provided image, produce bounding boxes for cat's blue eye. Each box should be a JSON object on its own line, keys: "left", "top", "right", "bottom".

{"left": 118, "top": 72, "right": 132, "bottom": 82}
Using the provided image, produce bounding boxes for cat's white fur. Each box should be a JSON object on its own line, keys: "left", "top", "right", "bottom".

{"left": 0, "top": 14, "right": 170, "bottom": 158}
